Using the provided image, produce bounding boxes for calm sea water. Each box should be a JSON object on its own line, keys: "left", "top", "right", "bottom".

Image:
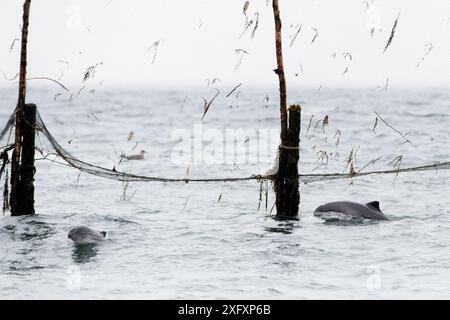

{"left": 0, "top": 85, "right": 449, "bottom": 299}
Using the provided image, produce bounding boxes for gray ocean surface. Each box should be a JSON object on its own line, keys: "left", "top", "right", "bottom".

{"left": 0, "top": 85, "right": 449, "bottom": 299}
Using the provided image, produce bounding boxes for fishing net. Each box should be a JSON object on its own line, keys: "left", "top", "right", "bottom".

{"left": 0, "top": 109, "right": 448, "bottom": 185}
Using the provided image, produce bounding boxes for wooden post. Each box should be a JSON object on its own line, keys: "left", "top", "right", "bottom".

{"left": 275, "top": 105, "right": 301, "bottom": 217}
{"left": 11, "top": 104, "right": 36, "bottom": 216}
{"left": 10, "top": 0, "right": 33, "bottom": 216}
{"left": 271, "top": 0, "right": 301, "bottom": 218}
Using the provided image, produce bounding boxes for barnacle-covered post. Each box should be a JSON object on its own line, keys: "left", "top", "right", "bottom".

{"left": 10, "top": 0, "right": 35, "bottom": 216}
{"left": 272, "top": 0, "right": 301, "bottom": 218}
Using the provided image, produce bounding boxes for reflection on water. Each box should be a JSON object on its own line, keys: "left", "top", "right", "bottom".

{"left": 72, "top": 244, "right": 99, "bottom": 264}
{"left": 1, "top": 219, "right": 55, "bottom": 241}
{"left": 9, "top": 262, "right": 45, "bottom": 272}
{"left": 264, "top": 220, "right": 298, "bottom": 234}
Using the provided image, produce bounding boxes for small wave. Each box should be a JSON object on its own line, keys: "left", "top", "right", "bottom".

{"left": 314, "top": 212, "right": 383, "bottom": 226}
{"left": 85, "top": 213, "right": 140, "bottom": 225}
{"left": 1, "top": 220, "right": 56, "bottom": 242}
{"left": 101, "top": 215, "right": 140, "bottom": 225}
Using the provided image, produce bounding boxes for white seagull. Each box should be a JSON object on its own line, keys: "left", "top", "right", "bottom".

{"left": 125, "top": 150, "right": 146, "bottom": 160}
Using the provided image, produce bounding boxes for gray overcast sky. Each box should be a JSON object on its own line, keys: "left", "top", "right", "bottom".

{"left": 0, "top": 0, "right": 449, "bottom": 89}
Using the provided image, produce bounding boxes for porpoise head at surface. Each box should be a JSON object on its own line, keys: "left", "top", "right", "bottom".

{"left": 68, "top": 226, "right": 107, "bottom": 245}
{"left": 314, "top": 201, "right": 388, "bottom": 221}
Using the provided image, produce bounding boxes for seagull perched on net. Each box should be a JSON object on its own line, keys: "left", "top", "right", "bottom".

{"left": 125, "top": 150, "right": 146, "bottom": 160}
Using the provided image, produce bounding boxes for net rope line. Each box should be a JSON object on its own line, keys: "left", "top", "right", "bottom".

{"left": 0, "top": 110, "right": 449, "bottom": 184}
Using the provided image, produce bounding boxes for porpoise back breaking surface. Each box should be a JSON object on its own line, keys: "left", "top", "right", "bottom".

{"left": 68, "top": 226, "right": 107, "bottom": 245}
{"left": 314, "top": 201, "right": 388, "bottom": 220}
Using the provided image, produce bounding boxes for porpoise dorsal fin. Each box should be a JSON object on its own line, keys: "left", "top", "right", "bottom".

{"left": 366, "top": 201, "right": 381, "bottom": 212}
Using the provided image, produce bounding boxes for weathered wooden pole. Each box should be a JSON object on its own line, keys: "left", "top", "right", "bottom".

{"left": 276, "top": 105, "right": 301, "bottom": 217}
{"left": 272, "top": 0, "right": 288, "bottom": 142}
{"left": 10, "top": 0, "right": 34, "bottom": 216}
{"left": 14, "top": 104, "right": 36, "bottom": 215}
{"left": 271, "top": 0, "right": 301, "bottom": 218}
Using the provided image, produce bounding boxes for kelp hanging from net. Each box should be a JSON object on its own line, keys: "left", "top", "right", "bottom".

{"left": 0, "top": 109, "right": 449, "bottom": 184}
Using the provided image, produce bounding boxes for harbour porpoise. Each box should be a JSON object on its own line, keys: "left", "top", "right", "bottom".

{"left": 314, "top": 201, "right": 388, "bottom": 220}
{"left": 68, "top": 226, "right": 107, "bottom": 245}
